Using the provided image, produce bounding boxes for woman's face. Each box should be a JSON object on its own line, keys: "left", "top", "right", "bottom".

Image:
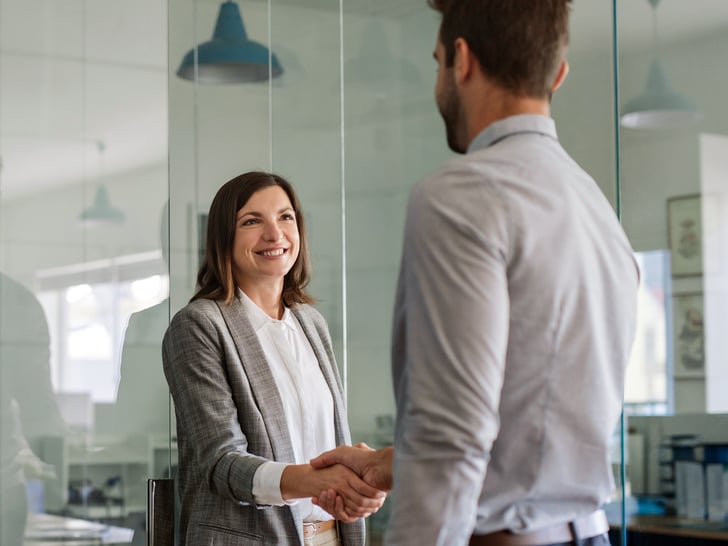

{"left": 232, "top": 185, "right": 300, "bottom": 290}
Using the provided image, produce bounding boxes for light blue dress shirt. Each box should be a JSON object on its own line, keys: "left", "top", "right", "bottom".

{"left": 387, "top": 115, "right": 638, "bottom": 545}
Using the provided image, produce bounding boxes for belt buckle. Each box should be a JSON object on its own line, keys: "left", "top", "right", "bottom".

{"left": 303, "top": 522, "right": 317, "bottom": 539}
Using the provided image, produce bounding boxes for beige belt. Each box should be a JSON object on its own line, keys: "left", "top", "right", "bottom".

{"left": 470, "top": 510, "right": 609, "bottom": 546}
{"left": 302, "top": 520, "right": 336, "bottom": 540}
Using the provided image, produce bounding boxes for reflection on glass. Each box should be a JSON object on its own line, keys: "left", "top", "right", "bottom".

{"left": 38, "top": 267, "right": 169, "bottom": 404}
{"left": 1, "top": 0, "right": 168, "bottom": 542}
{"left": 1, "top": 272, "right": 66, "bottom": 544}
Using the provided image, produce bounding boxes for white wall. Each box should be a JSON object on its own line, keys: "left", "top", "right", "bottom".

{"left": 700, "top": 133, "right": 728, "bottom": 414}
{"left": 554, "top": 28, "right": 728, "bottom": 254}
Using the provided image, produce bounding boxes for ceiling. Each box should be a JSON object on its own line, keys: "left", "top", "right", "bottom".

{"left": 0, "top": 0, "right": 167, "bottom": 200}
{"left": 1, "top": 0, "right": 727, "bottom": 201}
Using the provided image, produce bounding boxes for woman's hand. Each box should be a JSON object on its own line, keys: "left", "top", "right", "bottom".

{"left": 313, "top": 464, "right": 386, "bottom": 522}
{"left": 280, "top": 463, "right": 386, "bottom": 522}
{"left": 309, "top": 443, "right": 393, "bottom": 520}
{"left": 312, "top": 487, "right": 378, "bottom": 522}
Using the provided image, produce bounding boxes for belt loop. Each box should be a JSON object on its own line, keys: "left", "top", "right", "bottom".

{"left": 303, "top": 522, "right": 317, "bottom": 540}
{"left": 569, "top": 521, "right": 584, "bottom": 546}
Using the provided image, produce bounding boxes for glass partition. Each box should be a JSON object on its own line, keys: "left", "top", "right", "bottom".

{"left": 166, "top": 4, "right": 452, "bottom": 541}
{"left": 6, "top": 0, "right": 695, "bottom": 544}
{"left": 339, "top": 7, "right": 446, "bottom": 542}
{"left": 0, "top": 0, "right": 168, "bottom": 543}
{"left": 616, "top": 0, "right": 728, "bottom": 543}
{"left": 268, "top": 1, "right": 346, "bottom": 365}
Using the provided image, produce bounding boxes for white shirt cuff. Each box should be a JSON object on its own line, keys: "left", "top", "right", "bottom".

{"left": 252, "top": 462, "right": 296, "bottom": 506}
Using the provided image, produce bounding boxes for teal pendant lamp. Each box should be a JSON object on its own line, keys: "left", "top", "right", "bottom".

{"left": 79, "top": 141, "right": 125, "bottom": 227}
{"left": 79, "top": 186, "right": 126, "bottom": 226}
{"left": 620, "top": 0, "right": 701, "bottom": 129}
{"left": 621, "top": 60, "right": 700, "bottom": 129}
{"left": 177, "top": 0, "right": 283, "bottom": 84}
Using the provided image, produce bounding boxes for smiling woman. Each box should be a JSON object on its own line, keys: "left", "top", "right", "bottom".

{"left": 193, "top": 172, "right": 313, "bottom": 310}
{"left": 232, "top": 185, "right": 301, "bottom": 313}
{"left": 161, "top": 171, "right": 386, "bottom": 546}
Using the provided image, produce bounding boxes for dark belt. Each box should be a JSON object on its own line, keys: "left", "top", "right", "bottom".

{"left": 470, "top": 510, "right": 609, "bottom": 546}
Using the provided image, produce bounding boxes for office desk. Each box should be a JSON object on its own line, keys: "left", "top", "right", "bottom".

{"left": 610, "top": 515, "right": 728, "bottom": 545}
{"left": 24, "top": 512, "right": 134, "bottom": 545}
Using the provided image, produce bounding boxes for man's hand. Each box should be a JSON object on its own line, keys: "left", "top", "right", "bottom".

{"left": 310, "top": 444, "right": 393, "bottom": 519}
{"left": 311, "top": 443, "right": 394, "bottom": 491}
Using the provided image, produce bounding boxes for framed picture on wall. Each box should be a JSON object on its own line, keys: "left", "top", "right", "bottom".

{"left": 672, "top": 292, "right": 705, "bottom": 378}
{"left": 667, "top": 194, "right": 703, "bottom": 277}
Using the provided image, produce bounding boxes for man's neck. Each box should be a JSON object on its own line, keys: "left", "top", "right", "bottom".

{"left": 466, "top": 94, "right": 551, "bottom": 148}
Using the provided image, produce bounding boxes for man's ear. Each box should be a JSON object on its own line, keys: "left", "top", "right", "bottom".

{"left": 551, "top": 59, "right": 569, "bottom": 92}
{"left": 453, "top": 37, "right": 473, "bottom": 84}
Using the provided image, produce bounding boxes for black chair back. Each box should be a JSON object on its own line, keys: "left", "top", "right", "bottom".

{"left": 147, "top": 478, "right": 174, "bottom": 546}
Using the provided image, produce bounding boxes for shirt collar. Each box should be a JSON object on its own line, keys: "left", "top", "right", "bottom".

{"left": 467, "top": 114, "right": 558, "bottom": 153}
{"left": 237, "top": 287, "right": 294, "bottom": 333}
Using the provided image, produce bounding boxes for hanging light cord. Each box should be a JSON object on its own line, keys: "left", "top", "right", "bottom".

{"left": 267, "top": 0, "right": 274, "bottom": 170}
{"left": 338, "top": 0, "right": 348, "bottom": 405}
{"left": 651, "top": 1, "right": 660, "bottom": 59}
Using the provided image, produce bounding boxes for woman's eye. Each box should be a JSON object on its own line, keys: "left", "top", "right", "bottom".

{"left": 281, "top": 213, "right": 295, "bottom": 221}
{"left": 241, "top": 218, "right": 258, "bottom": 226}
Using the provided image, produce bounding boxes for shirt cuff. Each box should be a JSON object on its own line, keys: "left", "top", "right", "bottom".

{"left": 252, "top": 461, "right": 296, "bottom": 506}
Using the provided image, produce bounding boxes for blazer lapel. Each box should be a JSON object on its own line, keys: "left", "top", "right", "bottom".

{"left": 215, "top": 298, "right": 297, "bottom": 463}
{"left": 291, "top": 306, "right": 350, "bottom": 446}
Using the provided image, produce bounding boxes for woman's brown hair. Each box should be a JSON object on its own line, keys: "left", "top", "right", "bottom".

{"left": 192, "top": 171, "right": 314, "bottom": 306}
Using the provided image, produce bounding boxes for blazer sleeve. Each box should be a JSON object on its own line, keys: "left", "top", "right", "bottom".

{"left": 162, "top": 301, "right": 269, "bottom": 506}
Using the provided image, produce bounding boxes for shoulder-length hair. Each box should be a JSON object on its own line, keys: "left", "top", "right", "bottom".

{"left": 192, "top": 171, "right": 314, "bottom": 307}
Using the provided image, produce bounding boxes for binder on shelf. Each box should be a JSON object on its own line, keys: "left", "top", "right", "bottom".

{"left": 704, "top": 444, "right": 728, "bottom": 522}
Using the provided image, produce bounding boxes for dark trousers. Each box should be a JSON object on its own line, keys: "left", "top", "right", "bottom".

{"left": 470, "top": 532, "right": 611, "bottom": 546}
{"left": 543, "top": 533, "right": 611, "bottom": 546}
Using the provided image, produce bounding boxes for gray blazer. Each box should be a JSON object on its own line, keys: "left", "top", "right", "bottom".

{"left": 162, "top": 296, "right": 365, "bottom": 546}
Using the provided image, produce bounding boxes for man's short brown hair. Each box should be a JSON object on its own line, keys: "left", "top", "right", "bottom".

{"left": 429, "top": 0, "right": 571, "bottom": 98}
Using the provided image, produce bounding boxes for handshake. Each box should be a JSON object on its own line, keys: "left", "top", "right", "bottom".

{"left": 308, "top": 443, "right": 394, "bottom": 523}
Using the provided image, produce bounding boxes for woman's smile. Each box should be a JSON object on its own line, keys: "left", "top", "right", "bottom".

{"left": 258, "top": 247, "right": 288, "bottom": 258}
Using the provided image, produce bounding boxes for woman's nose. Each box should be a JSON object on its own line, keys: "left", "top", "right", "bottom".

{"left": 263, "top": 222, "right": 283, "bottom": 241}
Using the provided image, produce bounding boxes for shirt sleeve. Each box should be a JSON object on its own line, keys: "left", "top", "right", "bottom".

{"left": 251, "top": 461, "right": 296, "bottom": 506}
{"left": 387, "top": 167, "right": 511, "bottom": 546}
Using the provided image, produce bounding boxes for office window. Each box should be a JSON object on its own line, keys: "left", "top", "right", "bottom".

{"left": 624, "top": 250, "right": 672, "bottom": 416}
{"left": 35, "top": 252, "right": 168, "bottom": 403}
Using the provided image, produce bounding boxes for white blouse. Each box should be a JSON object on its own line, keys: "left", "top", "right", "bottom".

{"left": 239, "top": 289, "right": 336, "bottom": 522}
